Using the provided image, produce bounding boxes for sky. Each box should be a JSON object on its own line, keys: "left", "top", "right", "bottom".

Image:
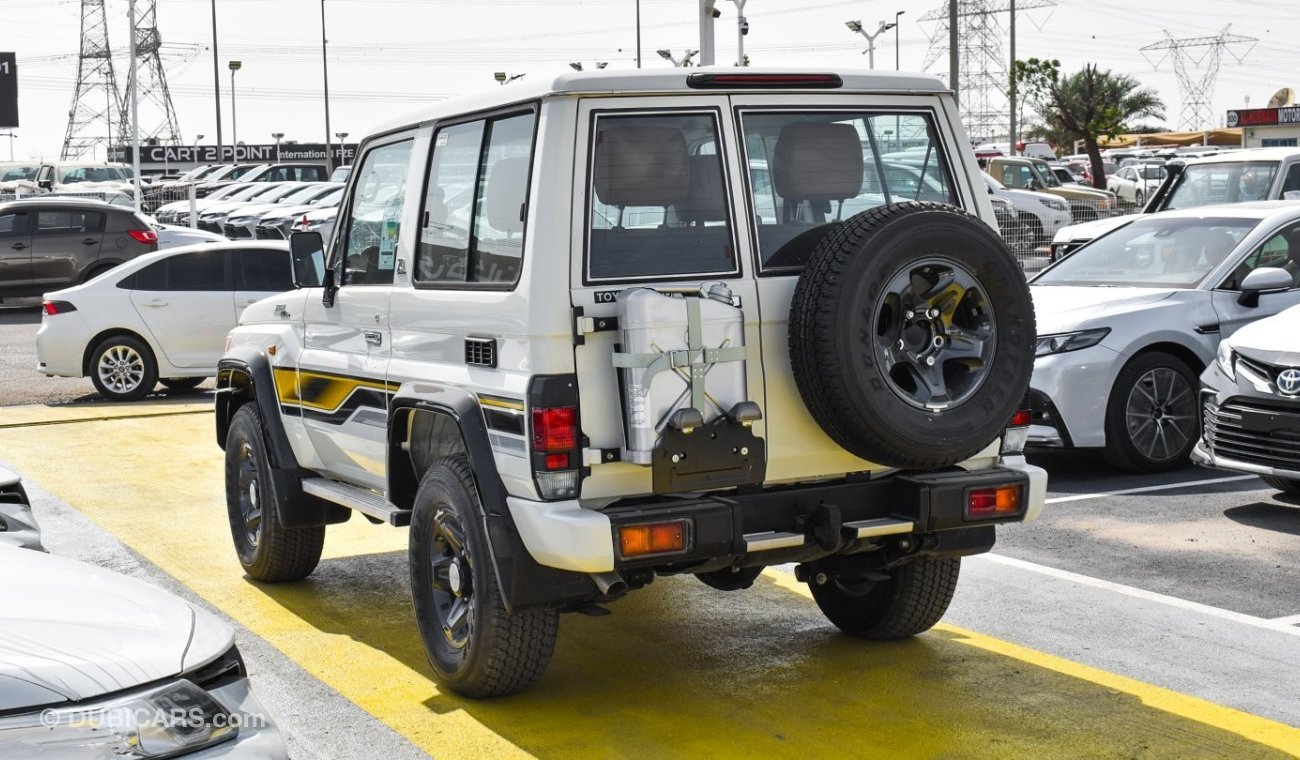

{"left": 0, "top": 0, "right": 1295, "bottom": 162}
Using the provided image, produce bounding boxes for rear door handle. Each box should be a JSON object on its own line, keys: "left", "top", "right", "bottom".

{"left": 81, "top": 238, "right": 98, "bottom": 246}
{"left": 10, "top": 242, "right": 26, "bottom": 250}
{"left": 141, "top": 300, "right": 168, "bottom": 308}
{"left": 364, "top": 330, "right": 382, "bottom": 346}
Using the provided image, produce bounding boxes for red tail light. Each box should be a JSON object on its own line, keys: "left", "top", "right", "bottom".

{"left": 967, "top": 485, "right": 1022, "bottom": 518}
{"left": 532, "top": 407, "right": 577, "bottom": 452}
{"left": 42, "top": 300, "right": 77, "bottom": 316}
{"left": 1009, "top": 409, "right": 1031, "bottom": 427}
{"left": 126, "top": 229, "right": 159, "bottom": 244}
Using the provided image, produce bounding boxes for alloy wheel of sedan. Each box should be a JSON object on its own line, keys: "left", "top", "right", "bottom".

{"left": 97, "top": 344, "right": 145, "bottom": 395}
{"left": 1122, "top": 366, "right": 1197, "bottom": 464}
{"left": 89, "top": 334, "right": 157, "bottom": 402}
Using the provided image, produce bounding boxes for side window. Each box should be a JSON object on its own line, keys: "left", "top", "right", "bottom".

{"left": 740, "top": 110, "right": 955, "bottom": 272}
{"left": 133, "top": 251, "right": 227, "bottom": 291}
{"left": 0, "top": 211, "right": 28, "bottom": 237}
{"left": 1222, "top": 222, "right": 1300, "bottom": 290}
{"left": 1283, "top": 164, "right": 1300, "bottom": 197}
{"left": 587, "top": 111, "right": 737, "bottom": 282}
{"left": 339, "top": 139, "right": 413, "bottom": 286}
{"left": 35, "top": 210, "right": 105, "bottom": 234}
{"left": 236, "top": 249, "right": 294, "bottom": 292}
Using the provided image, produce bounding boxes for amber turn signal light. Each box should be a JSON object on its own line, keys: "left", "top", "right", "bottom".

{"left": 618, "top": 520, "right": 688, "bottom": 558}
{"left": 967, "top": 485, "right": 1021, "bottom": 518}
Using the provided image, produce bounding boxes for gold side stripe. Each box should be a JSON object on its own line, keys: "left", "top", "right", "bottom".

{"left": 479, "top": 395, "right": 525, "bottom": 412}
{"left": 273, "top": 367, "right": 397, "bottom": 414}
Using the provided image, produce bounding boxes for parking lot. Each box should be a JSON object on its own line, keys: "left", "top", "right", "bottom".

{"left": 4, "top": 300, "right": 1300, "bottom": 758}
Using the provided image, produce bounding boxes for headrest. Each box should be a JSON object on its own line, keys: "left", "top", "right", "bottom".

{"left": 593, "top": 126, "right": 689, "bottom": 207}
{"left": 772, "top": 122, "right": 864, "bottom": 202}
{"left": 676, "top": 154, "right": 728, "bottom": 224}
{"left": 485, "top": 156, "right": 528, "bottom": 234}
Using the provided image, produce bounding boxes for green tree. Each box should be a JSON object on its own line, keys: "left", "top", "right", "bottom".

{"left": 1013, "top": 59, "right": 1164, "bottom": 188}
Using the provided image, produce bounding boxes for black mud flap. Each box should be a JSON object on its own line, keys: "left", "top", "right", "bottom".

{"left": 652, "top": 417, "right": 766, "bottom": 494}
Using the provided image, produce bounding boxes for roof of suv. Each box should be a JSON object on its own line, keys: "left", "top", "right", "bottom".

{"left": 1186, "top": 147, "right": 1300, "bottom": 164}
{"left": 374, "top": 67, "right": 949, "bottom": 136}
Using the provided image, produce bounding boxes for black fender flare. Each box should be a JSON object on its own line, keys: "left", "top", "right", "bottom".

{"left": 216, "top": 347, "right": 349, "bottom": 529}
{"left": 389, "top": 384, "right": 596, "bottom": 612}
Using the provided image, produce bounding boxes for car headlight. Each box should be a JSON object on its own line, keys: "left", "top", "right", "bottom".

{"left": 1043, "top": 198, "right": 1069, "bottom": 212}
{"left": 0, "top": 679, "right": 236, "bottom": 759}
{"left": 1216, "top": 340, "right": 1235, "bottom": 380}
{"left": 1035, "top": 328, "right": 1111, "bottom": 357}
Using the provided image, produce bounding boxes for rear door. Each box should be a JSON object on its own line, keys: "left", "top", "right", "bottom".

{"left": 570, "top": 96, "right": 764, "bottom": 499}
{"left": 730, "top": 94, "right": 971, "bottom": 482}
{"left": 234, "top": 247, "right": 294, "bottom": 317}
{"left": 30, "top": 207, "right": 105, "bottom": 288}
{"left": 0, "top": 209, "right": 32, "bottom": 288}
{"left": 129, "top": 249, "right": 237, "bottom": 368}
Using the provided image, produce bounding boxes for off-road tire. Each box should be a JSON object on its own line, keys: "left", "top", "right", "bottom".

{"left": 789, "top": 202, "right": 1036, "bottom": 469}
{"left": 160, "top": 377, "right": 205, "bottom": 392}
{"left": 1102, "top": 351, "right": 1199, "bottom": 472}
{"left": 224, "top": 404, "right": 325, "bottom": 582}
{"left": 89, "top": 334, "right": 158, "bottom": 402}
{"left": 1262, "top": 475, "right": 1300, "bottom": 494}
{"left": 810, "top": 555, "right": 960, "bottom": 639}
{"left": 410, "top": 456, "right": 558, "bottom": 698}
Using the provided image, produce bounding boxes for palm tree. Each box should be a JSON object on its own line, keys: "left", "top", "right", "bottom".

{"left": 1014, "top": 59, "right": 1164, "bottom": 189}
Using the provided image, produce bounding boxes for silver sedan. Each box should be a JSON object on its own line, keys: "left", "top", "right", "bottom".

{"left": 1027, "top": 201, "right": 1300, "bottom": 471}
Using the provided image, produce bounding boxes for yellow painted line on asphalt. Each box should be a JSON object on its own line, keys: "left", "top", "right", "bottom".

{"left": 0, "top": 399, "right": 213, "bottom": 428}
{"left": 4, "top": 410, "right": 1300, "bottom": 758}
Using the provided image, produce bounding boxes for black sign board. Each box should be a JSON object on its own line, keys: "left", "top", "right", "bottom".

{"left": 109, "top": 143, "right": 357, "bottom": 166}
{"left": 0, "top": 53, "right": 16, "bottom": 129}
{"left": 1226, "top": 107, "right": 1300, "bottom": 129}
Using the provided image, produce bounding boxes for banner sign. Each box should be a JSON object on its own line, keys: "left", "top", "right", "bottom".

{"left": 1226, "top": 107, "right": 1300, "bottom": 129}
{"left": 109, "top": 143, "right": 357, "bottom": 165}
{"left": 0, "top": 53, "right": 17, "bottom": 129}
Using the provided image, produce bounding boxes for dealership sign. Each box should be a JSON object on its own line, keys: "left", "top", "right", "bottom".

{"left": 1226, "top": 107, "right": 1300, "bottom": 128}
{"left": 109, "top": 142, "right": 357, "bottom": 165}
{"left": 0, "top": 53, "right": 17, "bottom": 129}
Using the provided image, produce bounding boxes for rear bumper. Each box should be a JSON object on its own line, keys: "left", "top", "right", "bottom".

{"left": 507, "top": 461, "right": 1047, "bottom": 573}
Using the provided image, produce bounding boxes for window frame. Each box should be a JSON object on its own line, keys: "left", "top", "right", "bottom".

{"left": 33, "top": 208, "right": 106, "bottom": 236}
{"left": 413, "top": 103, "right": 540, "bottom": 292}
{"left": 733, "top": 106, "right": 961, "bottom": 277}
{"left": 581, "top": 106, "right": 742, "bottom": 285}
{"left": 130, "top": 249, "right": 232, "bottom": 292}
{"left": 235, "top": 248, "right": 295, "bottom": 292}
{"left": 327, "top": 131, "right": 418, "bottom": 288}
{"left": 1213, "top": 219, "right": 1300, "bottom": 292}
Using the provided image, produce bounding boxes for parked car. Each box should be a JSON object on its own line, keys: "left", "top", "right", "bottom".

{"left": 982, "top": 173, "right": 1072, "bottom": 246}
{"left": 329, "top": 164, "right": 351, "bottom": 183}
{"left": 289, "top": 204, "right": 339, "bottom": 242}
{"left": 1108, "top": 163, "right": 1167, "bottom": 205}
{"left": 194, "top": 183, "right": 302, "bottom": 233}
{"left": 255, "top": 185, "right": 345, "bottom": 239}
{"left": 0, "top": 543, "right": 286, "bottom": 757}
{"left": 36, "top": 241, "right": 294, "bottom": 401}
{"left": 0, "top": 198, "right": 158, "bottom": 298}
{"left": 196, "top": 163, "right": 328, "bottom": 199}
{"left": 1050, "top": 147, "right": 1300, "bottom": 261}
{"left": 1048, "top": 165, "right": 1082, "bottom": 185}
{"left": 1028, "top": 202, "right": 1300, "bottom": 471}
{"left": 153, "top": 182, "right": 257, "bottom": 225}
{"left": 0, "top": 467, "right": 41, "bottom": 551}
{"left": 986, "top": 156, "right": 1117, "bottom": 220}
{"left": 152, "top": 221, "right": 226, "bottom": 249}
{"left": 222, "top": 183, "right": 339, "bottom": 239}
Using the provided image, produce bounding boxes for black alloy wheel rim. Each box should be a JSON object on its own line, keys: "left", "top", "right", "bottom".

{"left": 236, "top": 441, "right": 262, "bottom": 548}
{"left": 872, "top": 257, "right": 997, "bottom": 411}
{"left": 430, "top": 510, "right": 474, "bottom": 650}
{"left": 1124, "top": 367, "right": 1197, "bottom": 462}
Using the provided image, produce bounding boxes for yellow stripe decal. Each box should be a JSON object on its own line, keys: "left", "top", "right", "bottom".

{"left": 273, "top": 367, "right": 397, "bottom": 413}
{"left": 479, "top": 395, "right": 525, "bottom": 412}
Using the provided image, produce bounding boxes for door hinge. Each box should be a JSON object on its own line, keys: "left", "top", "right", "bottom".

{"left": 572, "top": 306, "right": 619, "bottom": 346}
{"left": 583, "top": 448, "right": 621, "bottom": 466}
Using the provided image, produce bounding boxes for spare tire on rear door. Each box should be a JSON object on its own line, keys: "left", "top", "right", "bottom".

{"left": 789, "top": 201, "right": 1035, "bottom": 469}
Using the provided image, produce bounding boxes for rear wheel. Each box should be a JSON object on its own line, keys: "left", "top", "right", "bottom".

{"left": 223, "top": 404, "right": 324, "bottom": 581}
{"left": 1262, "top": 475, "right": 1300, "bottom": 495}
{"left": 410, "top": 457, "right": 558, "bottom": 698}
{"left": 89, "top": 334, "right": 157, "bottom": 401}
{"left": 809, "top": 555, "right": 960, "bottom": 639}
{"left": 1103, "top": 352, "right": 1199, "bottom": 472}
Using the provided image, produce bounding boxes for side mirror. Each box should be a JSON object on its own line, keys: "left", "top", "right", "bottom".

{"left": 1238, "top": 266, "right": 1293, "bottom": 307}
{"left": 289, "top": 231, "right": 327, "bottom": 289}
{"left": 1027, "top": 179, "right": 1041, "bottom": 192}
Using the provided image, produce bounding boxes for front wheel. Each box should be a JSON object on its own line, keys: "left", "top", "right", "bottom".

{"left": 1262, "top": 475, "right": 1300, "bottom": 495}
{"left": 1103, "top": 352, "right": 1199, "bottom": 472}
{"left": 410, "top": 457, "right": 558, "bottom": 698}
{"left": 89, "top": 334, "right": 157, "bottom": 401}
{"left": 810, "top": 555, "right": 960, "bottom": 639}
{"left": 224, "top": 404, "right": 324, "bottom": 581}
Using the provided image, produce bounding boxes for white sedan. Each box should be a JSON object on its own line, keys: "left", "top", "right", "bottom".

{"left": 37, "top": 241, "right": 294, "bottom": 401}
{"left": 1107, "top": 163, "right": 1167, "bottom": 205}
{"left": 0, "top": 543, "right": 286, "bottom": 757}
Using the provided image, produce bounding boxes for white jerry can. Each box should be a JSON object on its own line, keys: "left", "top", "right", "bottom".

{"left": 613, "top": 284, "right": 749, "bottom": 465}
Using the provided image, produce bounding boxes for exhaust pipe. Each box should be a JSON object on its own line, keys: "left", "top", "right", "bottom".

{"left": 590, "top": 571, "right": 627, "bottom": 596}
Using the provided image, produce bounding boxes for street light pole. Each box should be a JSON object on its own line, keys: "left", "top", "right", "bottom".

{"left": 728, "top": 0, "right": 748, "bottom": 67}
{"left": 128, "top": 0, "right": 141, "bottom": 210}
{"left": 334, "top": 132, "right": 348, "bottom": 169}
{"left": 321, "top": 0, "right": 333, "bottom": 173}
{"left": 895, "top": 11, "right": 905, "bottom": 70}
{"left": 0, "top": 132, "right": 14, "bottom": 161}
{"left": 228, "top": 60, "right": 241, "bottom": 156}
{"left": 636, "top": 0, "right": 642, "bottom": 69}
{"left": 1008, "top": 0, "right": 1017, "bottom": 154}
{"left": 846, "top": 20, "right": 897, "bottom": 71}
{"left": 272, "top": 132, "right": 284, "bottom": 163}
{"left": 210, "top": 0, "right": 223, "bottom": 162}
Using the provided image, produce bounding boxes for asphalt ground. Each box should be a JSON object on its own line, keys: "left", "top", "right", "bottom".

{"left": 5, "top": 306, "right": 1300, "bottom": 756}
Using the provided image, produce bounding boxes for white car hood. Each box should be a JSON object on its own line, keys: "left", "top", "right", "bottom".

{"left": 1031, "top": 285, "right": 1177, "bottom": 335}
{"left": 1230, "top": 304, "right": 1300, "bottom": 356}
{"left": 1052, "top": 214, "right": 1136, "bottom": 244}
{"left": 995, "top": 186, "right": 1062, "bottom": 207}
{"left": 0, "top": 545, "right": 234, "bottom": 711}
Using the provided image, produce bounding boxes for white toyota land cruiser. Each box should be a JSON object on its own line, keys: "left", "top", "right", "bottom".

{"left": 215, "top": 69, "right": 1047, "bottom": 698}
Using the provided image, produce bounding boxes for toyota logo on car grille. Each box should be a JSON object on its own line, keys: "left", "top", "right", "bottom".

{"left": 1278, "top": 368, "right": 1300, "bottom": 395}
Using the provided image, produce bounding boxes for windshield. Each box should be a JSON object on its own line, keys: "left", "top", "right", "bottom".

{"left": 314, "top": 186, "right": 345, "bottom": 205}
{"left": 57, "top": 165, "right": 124, "bottom": 183}
{"left": 1034, "top": 163, "right": 1062, "bottom": 187}
{"left": 280, "top": 184, "right": 331, "bottom": 204}
{"left": 0, "top": 164, "right": 40, "bottom": 182}
{"left": 208, "top": 183, "right": 252, "bottom": 200}
{"left": 229, "top": 184, "right": 280, "bottom": 201}
{"left": 1163, "top": 161, "right": 1279, "bottom": 210}
{"left": 1034, "top": 216, "right": 1258, "bottom": 289}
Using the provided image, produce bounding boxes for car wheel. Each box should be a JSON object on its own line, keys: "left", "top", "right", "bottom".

{"left": 89, "top": 334, "right": 157, "bottom": 401}
{"left": 1261, "top": 475, "right": 1300, "bottom": 495}
{"left": 410, "top": 456, "right": 558, "bottom": 698}
{"left": 160, "top": 377, "right": 205, "bottom": 392}
{"left": 1134, "top": 190, "right": 1145, "bottom": 206}
{"left": 809, "top": 555, "right": 960, "bottom": 639}
{"left": 224, "top": 404, "right": 325, "bottom": 582}
{"left": 789, "top": 202, "right": 1036, "bottom": 469}
{"left": 1023, "top": 215, "right": 1046, "bottom": 246}
{"left": 1103, "top": 352, "right": 1199, "bottom": 472}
